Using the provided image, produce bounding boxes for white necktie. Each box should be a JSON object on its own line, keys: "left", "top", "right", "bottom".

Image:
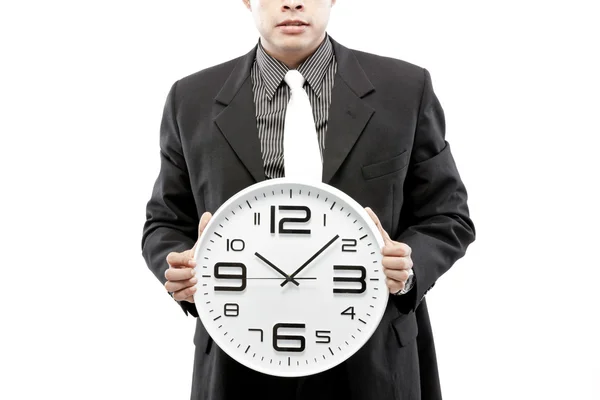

{"left": 283, "top": 70, "right": 323, "bottom": 182}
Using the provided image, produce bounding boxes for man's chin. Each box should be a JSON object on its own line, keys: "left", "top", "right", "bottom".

{"left": 273, "top": 36, "right": 315, "bottom": 53}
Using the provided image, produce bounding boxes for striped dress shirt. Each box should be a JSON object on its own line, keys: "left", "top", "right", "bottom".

{"left": 250, "top": 35, "right": 337, "bottom": 179}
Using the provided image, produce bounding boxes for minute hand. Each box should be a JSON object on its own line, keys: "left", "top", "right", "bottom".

{"left": 281, "top": 235, "right": 340, "bottom": 287}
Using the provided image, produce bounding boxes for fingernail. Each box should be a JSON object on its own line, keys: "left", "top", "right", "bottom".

{"left": 190, "top": 286, "right": 197, "bottom": 292}
{"left": 190, "top": 277, "right": 198, "bottom": 284}
{"left": 189, "top": 259, "right": 197, "bottom": 267}
{"left": 190, "top": 268, "right": 196, "bottom": 276}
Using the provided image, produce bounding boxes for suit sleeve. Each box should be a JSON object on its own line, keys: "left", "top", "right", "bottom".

{"left": 141, "top": 81, "right": 200, "bottom": 317}
{"left": 393, "top": 68, "right": 476, "bottom": 313}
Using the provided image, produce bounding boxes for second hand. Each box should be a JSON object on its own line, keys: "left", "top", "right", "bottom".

{"left": 246, "top": 277, "right": 317, "bottom": 280}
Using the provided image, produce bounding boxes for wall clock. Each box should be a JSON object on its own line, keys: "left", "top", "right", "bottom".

{"left": 193, "top": 178, "right": 387, "bottom": 377}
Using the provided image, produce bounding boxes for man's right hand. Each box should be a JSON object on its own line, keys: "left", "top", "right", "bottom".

{"left": 164, "top": 212, "right": 212, "bottom": 303}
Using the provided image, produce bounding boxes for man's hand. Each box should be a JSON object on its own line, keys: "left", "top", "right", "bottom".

{"left": 164, "top": 212, "right": 213, "bottom": 303}
{"left": 365, "top": 207, "right": 413, "bottom": 294}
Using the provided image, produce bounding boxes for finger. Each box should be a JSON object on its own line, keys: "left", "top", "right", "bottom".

{"left": 382, "top": 255, "right": 412, "bottom": 270}
{"left": 173, "top": 285, "right": 197, "bottom": 301}
{"left": 165, "top": 266, "right": 196, "bottom": 282}
{"left": 365, "top": 207, "right": 393, "bottom": 246}
{"left": 382, "top": 241, "right": 412, "bottom": 257}
{"left": 191, "top": 212, "right": 213, "bottom": 254}
{"left": 382, "top": 242, "right": 412, "bottom": 257}
{"left": 386, "top": 278, "right": 405, "bottom": 294}
{"left": 383, "top": 230, "right": 392, "bottom": 242}
{"left": 383, "top": 267, "right": 410, "bottom": 283}
{"left": 165, "top": 277, "right": 198, "bottom": 293}
{"left": 166, "top": 252, "right": 197, "bottom": 268}
{"left": 199, "top": 211, "right": 213, "bottom": 236}
{"left": 183, "top": 295, "right": 195, "bottom": 304}
{"left": 364, "top": 207, "right": 382, "bottom": 230}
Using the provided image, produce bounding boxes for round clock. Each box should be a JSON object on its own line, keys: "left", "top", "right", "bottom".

{"left": 192, "top": 178, "right": 387, "bottom": 377}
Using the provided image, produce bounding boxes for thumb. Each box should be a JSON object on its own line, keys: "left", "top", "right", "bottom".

{"left": 381, "top": 227, "right": 393, "bottom": 244}
{"left": 191, "top": 211, "right": 213, "bottom": 254}
{"left": 365, "top": 207, "right": 393, "bottom": 246}
{"left": 379, "top": 225, "right": 394, "bottom": 247}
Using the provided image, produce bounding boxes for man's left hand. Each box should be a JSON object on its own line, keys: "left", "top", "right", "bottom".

{"left": 365, "top": 207, "right": 413, "bottom": 294}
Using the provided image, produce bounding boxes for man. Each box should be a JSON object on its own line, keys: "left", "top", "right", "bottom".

{"left": 142, "top": 0, "right": 476, "bottom": 399}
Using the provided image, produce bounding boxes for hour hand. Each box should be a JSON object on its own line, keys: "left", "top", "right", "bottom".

{"left": 281, "top": 235, "right": 340, "bottom": 287}
{"left": 254, "top": 252, "right": 300, "bottom": 286}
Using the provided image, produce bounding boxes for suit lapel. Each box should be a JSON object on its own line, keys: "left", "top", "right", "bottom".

{"left": 322, "top": 38, "right": 375, "bottom": 184}
{"left": 214, "top": 47, "right": 266, "bottom": 183}
{"left": 213, "top": 39, "right": 375, "bottom": 185}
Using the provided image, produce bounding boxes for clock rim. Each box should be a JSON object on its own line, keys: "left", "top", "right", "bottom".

{"left": 192, "top": 177, "right": 387, "bottom": 377}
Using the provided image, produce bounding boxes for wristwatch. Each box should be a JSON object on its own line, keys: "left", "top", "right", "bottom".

{"left": 394, "top": 269, "right": 415, "bottom": 296}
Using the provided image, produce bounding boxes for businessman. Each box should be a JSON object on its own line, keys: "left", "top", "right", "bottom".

{"left": 142, "top": 1, "right": 476, "bottom": 399}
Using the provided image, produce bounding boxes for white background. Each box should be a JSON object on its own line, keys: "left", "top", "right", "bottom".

{"left": 1, "top": 1, "right": 598, "bottom": 399}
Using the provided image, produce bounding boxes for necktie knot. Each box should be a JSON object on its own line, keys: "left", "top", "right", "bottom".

{"left": 284, "top": 70, "right": 305, "bottom": 91}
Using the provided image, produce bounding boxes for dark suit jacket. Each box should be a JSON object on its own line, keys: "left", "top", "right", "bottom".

{"left": 142, "top": 37, "right": 476, "bottom": 400}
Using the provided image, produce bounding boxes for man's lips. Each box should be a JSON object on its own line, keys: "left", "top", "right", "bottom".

{"left": 276, "top": 20, "right": 309, "bottom": 34}
{"left": 276, "top": 19, "right": 309, "bottom": 27}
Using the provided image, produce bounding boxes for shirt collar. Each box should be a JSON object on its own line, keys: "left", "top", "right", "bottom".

{"left": 255, "top": 34, "right": 334, "bottom": 101}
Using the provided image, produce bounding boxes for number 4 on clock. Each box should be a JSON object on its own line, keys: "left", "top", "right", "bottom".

{"left": 341, "top": 306, "right": 356, "bottom": 320}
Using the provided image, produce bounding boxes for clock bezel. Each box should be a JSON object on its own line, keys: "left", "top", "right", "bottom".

{"left": 192, "top": 177, "right": 387, "bottom": 377}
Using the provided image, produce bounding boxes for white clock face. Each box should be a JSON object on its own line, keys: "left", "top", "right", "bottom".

{"left": 193, "top": 178, "right": 387, "bottom": 377}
